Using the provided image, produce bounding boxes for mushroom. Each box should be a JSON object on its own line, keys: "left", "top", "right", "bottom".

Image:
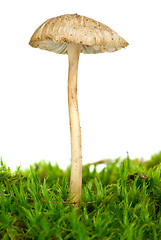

{"left": 29, "top": 14, "right": 128, "bottom": 203}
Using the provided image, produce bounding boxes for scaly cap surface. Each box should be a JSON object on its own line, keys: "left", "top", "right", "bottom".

{"left": 29, "top": 14, "right": 128, "bottom": 54}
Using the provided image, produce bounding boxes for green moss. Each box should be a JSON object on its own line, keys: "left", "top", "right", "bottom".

{"left": 0, "top": 152, "right": 161, "bottom": 239}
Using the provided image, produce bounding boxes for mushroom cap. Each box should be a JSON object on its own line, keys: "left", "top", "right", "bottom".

{"left": 29, "top": 14, "right": 128, "bottom": 54}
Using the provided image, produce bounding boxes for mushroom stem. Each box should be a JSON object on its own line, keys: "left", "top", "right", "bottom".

{"left": 67, "top": 43, "right": 82, "bottom": 203}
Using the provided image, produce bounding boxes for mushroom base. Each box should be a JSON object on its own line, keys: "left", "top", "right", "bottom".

{"left": 67, "top": 43, "right": 82, "bottom": 203}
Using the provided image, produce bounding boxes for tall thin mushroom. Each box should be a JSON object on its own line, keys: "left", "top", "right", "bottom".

{"left": 29, "top": 14, "right": 129, "bottom": 203}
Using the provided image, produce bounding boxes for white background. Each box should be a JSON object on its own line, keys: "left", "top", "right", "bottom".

{"left": 0, "top": 0, "right": 161, "bottom": 171}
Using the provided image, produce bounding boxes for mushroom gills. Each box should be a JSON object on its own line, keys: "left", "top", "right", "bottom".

{"left": 82, "top": 45, "right": 121, "bottom": 53}
{"left": 32, "top": 39, "right": 122, "bottom": 54}
{"left": 32, "top": 40, "right": 67, "bottom": 54}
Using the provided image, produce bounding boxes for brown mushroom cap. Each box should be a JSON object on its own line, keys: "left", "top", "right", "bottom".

{"left": 29, "top": 14, "right": 128, "bottom": 54}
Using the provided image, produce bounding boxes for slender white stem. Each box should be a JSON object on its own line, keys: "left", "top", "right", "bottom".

{"left": 67, "top": 43, "right": 82, "bottom": 203}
